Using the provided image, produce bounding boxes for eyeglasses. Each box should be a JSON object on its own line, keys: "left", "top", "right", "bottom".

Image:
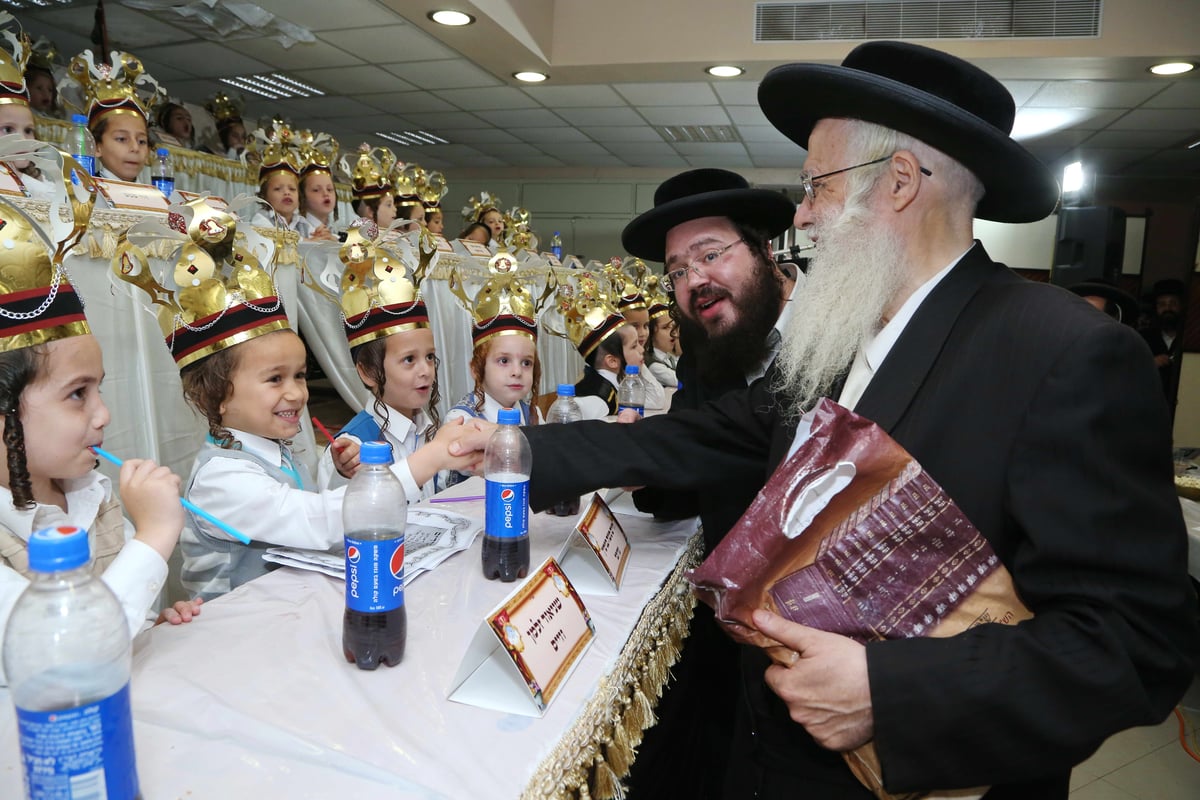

{"left": 663, "top": 239, "right": 745, "bottom": 292}
{"left": 799, "top": 154, "right": 932, "bottom": 205}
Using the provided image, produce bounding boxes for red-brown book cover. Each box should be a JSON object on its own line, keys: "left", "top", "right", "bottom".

{"left": 688, "top": 398, "right": 1032, "bottom": 799}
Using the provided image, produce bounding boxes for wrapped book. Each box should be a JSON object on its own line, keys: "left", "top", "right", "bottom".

{"left": 688, "top": 398, "right": 1032, "bottom": 800}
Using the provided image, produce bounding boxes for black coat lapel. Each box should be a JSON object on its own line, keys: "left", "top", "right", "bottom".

{"left": 854, "top": 242, "right": 994, "bottom": 432}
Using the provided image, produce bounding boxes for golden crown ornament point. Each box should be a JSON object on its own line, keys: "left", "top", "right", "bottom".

{"left": 204, "top": 91, "right": 244, "bottom": 128}
{"left": 418, "top": 170, "right": 448, "bottom": 214}
{"left": 297, "top": 129, "right": 338, "bottom": 176}
{"left": 392, "top": 161, "right": 425, "bottom": 211}
{"left": 545, "top": 271, "right": 627, "bottom": 359}
{"left": 243, "top": 120, "right": 304, "bottom": 183}
{"left": 604, "top": 256, "right": 649, "bottom": 312}
{"left": 61, "top": 49, "right": 165, "bottom": 128}
{"left": 112, "top": 197, "right": 289, "bottom": 369}
{"left": 340, "top": 143, "right": 395, "bottom": 202}
{"left": 446, "top": 248, "right": 555, "bottom": 348}
{"left": 461, "top": 190, "right": 501, "bottom": 224}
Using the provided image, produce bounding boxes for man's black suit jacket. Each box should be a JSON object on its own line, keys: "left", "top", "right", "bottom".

{"left": 523, "top": 243, "right": 1199, "bottom": 795}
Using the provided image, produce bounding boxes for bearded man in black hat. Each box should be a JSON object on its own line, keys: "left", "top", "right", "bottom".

{"left": 1141, "top": 278, "right": 1186, "bottom": 410}
{"left": 619, "top": 169, "right": 795, "bottom": 798}
{"left": 452, "top": 41, "right": 1198, "bottom": 799}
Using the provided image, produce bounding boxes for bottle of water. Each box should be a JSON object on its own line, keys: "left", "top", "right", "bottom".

{"left": 152, "top": 147, "right": 174, "bottom": 196}
{"left": 3, "top": 526, "right": 141, "bottom": 799}
{"left": 617, "top": 364, "right": 646, "bottom": 417}
{"left": 342, "top": 440, "right": 408, "bottom": 669}
{"left": 550, "top": 231, "right": 563, "bottom": 261}
{"left": 68, "top": 114, "right": 96, "bottom": 183}
{"left": 482, "top": 408, "right": 531, "bottom": 581}
{"left": 546, "top": 384, "right": 582, "bottom": 517}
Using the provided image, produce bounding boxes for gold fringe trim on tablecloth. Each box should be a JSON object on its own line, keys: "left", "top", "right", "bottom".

{"left": 521, "top": 528, "right": 704, "bottom": 800}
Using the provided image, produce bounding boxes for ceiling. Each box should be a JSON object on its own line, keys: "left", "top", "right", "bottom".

{"left": 16, "top": 0, "right": 1200, "bottom": 199}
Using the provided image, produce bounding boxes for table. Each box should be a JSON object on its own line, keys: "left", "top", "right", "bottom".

{"left": 0, "top": 480, "right": 702, "bottom": 799}
{"left": 1180, "top": 497, "right": 1200, "bottom": 581}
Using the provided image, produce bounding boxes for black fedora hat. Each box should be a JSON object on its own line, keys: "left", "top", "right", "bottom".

{"left": 1070, "top": 280, "right": 1139, "bottom": 326}
{"left": 621, "top": 168, "right": 795, "bottom": 262}
{"left": 757, "top": 41, "right": 1059, "bottom": 224}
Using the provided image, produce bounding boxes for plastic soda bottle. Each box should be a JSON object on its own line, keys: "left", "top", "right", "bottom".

{"left": 550, "top": 231, "right": 564, "bottom": 261}
{"left": 482, "top": 408, "right": 531, "bottom": 581}
{"left": 545, "top": 384, "right": 582, "bottom": 517}
{"left": 68, "top": 114, "right": 96, "bottom": 184}
{"left": 151, "top": 148, "right": 174, "bottom": 197}
{"left": 3, "top": 526, "right": 141, "bottom": 799}
{"left": 342, "top": 440, "right": 408, "bottom": 669}
{"left": 617, "top": 364, "right": 646, "bottom": 417}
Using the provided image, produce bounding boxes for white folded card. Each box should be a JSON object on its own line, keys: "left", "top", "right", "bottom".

{"left": 93, "top": 177, "right": 169, "bottom": 212}
{"left": 557, "top": 492, "right": 631, "bottom": 596}
{"left": 448, "top": 557, "right": 595, "bottom": 717}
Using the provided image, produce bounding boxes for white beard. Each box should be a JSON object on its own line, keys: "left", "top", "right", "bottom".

{"left": 774, "top": 198, "right": 908, "bottom": 418}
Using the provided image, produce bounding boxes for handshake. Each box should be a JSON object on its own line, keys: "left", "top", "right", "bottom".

{"left": 328, "top": 417, "right": 504, "bottom": 481}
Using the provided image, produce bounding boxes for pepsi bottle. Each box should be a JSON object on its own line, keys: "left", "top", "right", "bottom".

{"left": 482, "top": 408, "right": 531, "bottom": 581}
{"left": 342, "top": 440, "right": 408, "bottom": 669}
{"left": 545, "top": 384, "right": 582, "bottom": 517}
{"left": 617, "top": 364, "right": 646, "bottom": 417}
{"left": 3, "top": 526, "right": 141, "bottom": 800}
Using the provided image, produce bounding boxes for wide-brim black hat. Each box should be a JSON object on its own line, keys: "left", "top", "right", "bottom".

{"left": 1070, "top": 280, "right": 1139, "bottom": 325}
{"left": 757, "top": 41, "right": 1059, "bottom": 224}
{"left": 622, "top": 168, "right": 795, "bottom": 262}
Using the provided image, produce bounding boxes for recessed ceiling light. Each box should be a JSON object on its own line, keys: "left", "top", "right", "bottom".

{"left": 1149, "top": 61, "right": 1194, "bottom": 76}
{"left": 376, "top": 130, "right": 450, "bottom": 146}
{"left": 219, "top": 73, "right": 325, "bottom": 100}
{"left": 428, "top": 10, "right": 474, "bottom": 26}
{"left": 513, "top": 71, "right": 548, "bottom": 83}
{"left": 706, "top": 65, "right": 744, "bottom": 78}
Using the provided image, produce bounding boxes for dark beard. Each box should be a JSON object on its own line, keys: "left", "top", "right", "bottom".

{"left": 675, "top": 266, "right": 783, "bottom": 386}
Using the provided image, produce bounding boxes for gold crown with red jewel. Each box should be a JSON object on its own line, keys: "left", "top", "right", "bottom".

{"left": 243, "top": 121, "right": 304, "bottom": 183}
{"left": 61, "top": 49, "right": 165, "bottom": 128}
{"left": 446, "top": 248, "right": 554, "bottom": 348}
{"left": 340, "top": 143, "right": 395, "bottom": 202}
{"left": 461, "top": 190, "right": 501, "bottom": 223}
{"left": 604, "top": 257, "right": 649, "bottom": 313}
{"left": 297, "top": 129, "right": 338, "bottom": 177}
{"left": 417, "top": 170, "right": 447, "bottom": 215}
{"left": 392, "top": 161, "right": 424, "bottom": 213}
{"left": 112, "top": 197, "right": 289, "bottom": 369}
{"left": 546, "top": 271, "right": 626, "bottom": 359}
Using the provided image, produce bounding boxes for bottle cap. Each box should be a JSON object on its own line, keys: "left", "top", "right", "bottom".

{"left": 71, "top": 114, "right": 87, "bottom": 125}
{"left": 28, "top": 526, "right": 90, "bottom": 573}
{"left": 157, "top": 147, "right": 169, "bottom": 157}
{"left": 554, "top": 231, "right": 560, "bottom": 235}
{"left": 624, "top": 365, "right": 639, "bottom": 375}
{"left": 358, "top": 440, "right": 394, "bottom": 465}
{"left": 497, "top": 408, "right": 521, "bottom": 425}
{"left": 556, "top": 383, "right": 575, "bottom": 397}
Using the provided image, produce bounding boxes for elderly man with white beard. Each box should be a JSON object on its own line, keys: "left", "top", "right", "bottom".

{"left": 450, "top": 41, "right": 1198, "bottom": 799}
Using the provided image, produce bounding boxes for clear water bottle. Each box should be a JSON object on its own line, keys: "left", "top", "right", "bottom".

{"left": 546, "top": 384, "right": 583, "bottom": 517}
{"left": 342, "top": 440, "right": 408, "bottom": 669}
{"left": 152, "top": 147, "right": 174, "bottom": 196}
{"left": 550, "top": 231, "right": 563, "bottom": 261}
{"left": 482, "top": 407, "right": 531, "bottom": 581}
{"left": 68, "top": 114, "right": 96, "bottom": 184}
{"left": 3, "top": 526, "right": 140, "bottom": 800}
{"left": 618, "top": 364, "right": 646, "bottom": 417}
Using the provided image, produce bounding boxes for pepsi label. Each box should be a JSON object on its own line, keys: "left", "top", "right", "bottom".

{"left": 344, "top": 533, "right": 405, "bottom": 613}
{"left": 617, "top": 403, "right": 645, "bottom": 418}
{"left": 485, "top": 477, "right": 529, "bottom": 539}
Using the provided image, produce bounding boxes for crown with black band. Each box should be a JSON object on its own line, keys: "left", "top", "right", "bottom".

{"left": 446, "top": 248, "right": 554, "bottom": 348}
{"left": 545, "top": 271, "right": 627, "bottom": 359}
{"left": 340, "top": 143, "right": 395, "bottom": 202}
{"left": 604, "top": 257, "right": 649, "bottom": 312}
{"left": 243, "top": 121, "right": 303, "bottom": 184}
{"left": 61, "top": 49, "right": 164, "bottom": 128}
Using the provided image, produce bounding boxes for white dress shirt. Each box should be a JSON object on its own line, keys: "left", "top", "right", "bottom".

{"left": 303, "top": 211, "right": 339, "bottom": 238}
{"left": 0, "top": 472, "right": 166, "bottom": 685}
{"left": 445, "top": 392, "right": 543, "bottom": 425}
{"left": 251, "top": 210, "right": 311, "bottom": 237}
{"left": 316, "top": 405, "right": 435, "bottom": 501}
{"left": 748, "top": 274, "right": 804, "bottom": 384}
{"left": 576, "top": 367, "right": 666, "bottom": 419}
{"left": 187, "top": 428, "right": 345, "bottom": 550}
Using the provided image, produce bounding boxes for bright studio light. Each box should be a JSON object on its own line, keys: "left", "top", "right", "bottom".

{"left": 1149, "top": 62, "right": 1194, "bottom": 76}
{"left": 706, "top": 65, "right": 744, "bottom": 78}
{"left": 429, "top": 10, "right": 474, "bottom": 26}
{"left": 1062, "top": 161, "right": 1085, "bottom": 193}
{"left": 513, "top": 71, "right": 548, "bottom": 83}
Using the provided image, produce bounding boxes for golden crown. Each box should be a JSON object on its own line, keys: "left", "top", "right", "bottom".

{"left": 112, "top": 197, "right": 289, "bottom": 368}
{"left": 303, "top": 218, "right": 437, "bottom": 347}
{"left": 546, "top": 271, "right": 627, "bottom": 358}
{"left": 62, "top": 49, "right": 165, "bottom": 127}
{"left": 297, "top": 129, "right": 338, "bottom": 176}
{"left": 392, "top": 161, "right": 424, "bottom": 202}
{"left": 645, "top": 273, "right": 671, "bottom": 319}
{"left": 204, "top": 90, "right": 244, "bottom": 127}
{"left": 461, "top": 190, "right": 501, "bottom": 223}
{"left": 502, "top": 206, "right": 538, "bottom": 252}
{"left": 339, "top": 143, "right": 395, "bottom": 201}
{"left": 0, "top": 14, "right": 30, "bottom": 107}
{"left": 27, "top": 35, "right": 57, "bottom": 74}
{"left": 0, "top": 140, "right": 97, "bottom": 353}
{"left": 604, "top": 257, "right": 648, "bottom": 311}
{"left": 447, "top": 250, "right": 554, "bottom": 347}
{"left": 418, "top": 170, "right": 447, "bottom": 212}
{"left": 243, "top": 121, "right": 304, "bottom": 182}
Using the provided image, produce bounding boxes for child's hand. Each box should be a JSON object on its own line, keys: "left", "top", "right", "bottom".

{"left": 121, "top": 458, "right": 185, "bottom": 563}
{"left": 332, "top": 437, "right": 361, "bottom": 479}
{"left": 616, "top": 408, "right": 642, "bottom": 424}
{"left": 307, "top": 225, "right": 336, "bottom": 242}
{"left": 410, "top": 418, "right": 481, "bottom": 484}
{"left": 156, "top": 597, "right": 203, "bottom": 625}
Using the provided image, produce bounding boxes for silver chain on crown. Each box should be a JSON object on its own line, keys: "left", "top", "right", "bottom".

{"left": 341, "top": 296, "right": 421, "bottom": 330}
{"left": 0, "top": 263, "right": 63, "bottom": 320}
{"left": 167, "top": 294, "right": 284, "bottom": 349}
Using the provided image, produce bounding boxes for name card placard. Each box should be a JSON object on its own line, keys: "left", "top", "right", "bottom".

{"left": 557, "top": 493, "right": 631, "bottom": 595}
{"left": 93, "top": 177, "right": 169, "bottom": 213}
{"left": 432, "top": 233, "right": 454, "bottom": 253}
{"left": 541, "top": 253, "right": 562, "bottom": 268}
{"left": 460, "top": 240, "right": 492, "bottom": 258}
{"left": 448, "top": 557, "right": 595, "bottom": 717}
{"left": 175, "top": 190, "right": 227, "bottom": 209}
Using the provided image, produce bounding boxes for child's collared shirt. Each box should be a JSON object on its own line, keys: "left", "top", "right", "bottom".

{"left": 0, "top": 471, "right": 167, "bottom": 683}
{"left": 446, "top": 391, "right": 542, "bottom": 426}
{"left": 315, "top": 404, "right": 438, "bottom": 501}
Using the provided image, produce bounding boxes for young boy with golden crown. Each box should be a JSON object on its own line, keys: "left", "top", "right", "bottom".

{"left": 340, "top": 144, "right": 397, "bottom": 231}
{"left": 60, "top": 47, "right": 165, "bottom": 183}
{"left": 0, "top": 14, "right": 51, "bottom": 198}
{"left": 297, "top": 129, "right": 339, "bottom": 242}
{"left": 245, "top": 121, "right": 309, "bottom": 236}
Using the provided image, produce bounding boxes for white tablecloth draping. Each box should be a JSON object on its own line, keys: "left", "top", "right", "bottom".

{"left": 1179, "top": 497, "right": 1200, "bottom": 581}
{"left": 0, "top": 479, "right": 702, "bottom": 799}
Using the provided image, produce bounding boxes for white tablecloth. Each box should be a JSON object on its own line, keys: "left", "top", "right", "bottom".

{"left": 0, "top": 479, "right": 701, "bottom": 798}
{"left": 1180, "top": 497, "right": 1200, "bottom": 581}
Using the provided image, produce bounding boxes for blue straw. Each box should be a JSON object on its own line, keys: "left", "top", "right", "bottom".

{"left": 90, "top": 446, "right": 252, "bottom": 545}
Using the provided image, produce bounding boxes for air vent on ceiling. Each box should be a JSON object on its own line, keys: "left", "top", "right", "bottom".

{"left": 655, "top": 125, "right": 741, "bottom": 143}
{"left": 755, "top": 0, "right": 1102, "bottom": 42}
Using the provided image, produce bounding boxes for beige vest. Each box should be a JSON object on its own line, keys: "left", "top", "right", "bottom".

{"left": 0, "top": 495, "right": 126, "bottom": 578}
